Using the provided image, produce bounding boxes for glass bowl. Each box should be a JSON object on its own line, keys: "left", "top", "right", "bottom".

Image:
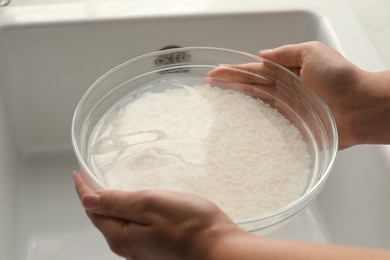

{"left": 72, "top": 47, "right": 338, "bottom": 234}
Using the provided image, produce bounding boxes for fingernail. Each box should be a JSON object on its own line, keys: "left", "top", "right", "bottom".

{"left": 82, "top": 194, "right": 100, "bottom": 210}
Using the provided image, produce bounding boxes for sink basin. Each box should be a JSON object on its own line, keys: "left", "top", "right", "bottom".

{"left": 0, "top": 0, "right": 389, "bottom": 259}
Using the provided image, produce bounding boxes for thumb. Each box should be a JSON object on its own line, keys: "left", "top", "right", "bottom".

{"left": 260, "top": 43, "right": 306, "bottom": 68}
{"left": 81, "top": 190, "right": 150, "bottom": 225}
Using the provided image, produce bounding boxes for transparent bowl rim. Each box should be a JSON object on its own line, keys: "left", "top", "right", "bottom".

{"left": 71, "top": 46, "right": 338, "bottom": 226}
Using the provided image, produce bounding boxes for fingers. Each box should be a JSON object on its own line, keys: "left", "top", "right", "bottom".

{"left": 73, "top": 171, "right": 149, "bottom": 224}
{"left": 259, "top": 41, "right": 334, "bottom": 69}
{"left": 259, "top": 41, "right": 344, "bottom": 71}
{"left": 205, "top": 63, "right": 277, "bottom": 99}
{"left": 73, "top": 172, "right": 148, "bottom": 258}
{"left": 83, "top": 190, "right": 152, "bottom": 225}
{"left": 73, "top": 171, "right": 105, "bottom": 212}
{"left": 204, "top": 76, "right": 277, "bottom": 105}
{"left": 86, "top": 212, "right": 145, "bottom": 258}
{"left": 207, "top": 63, "right": 274, "bottom": 85}
{"left": 259, "top": 42, "right": 315, "bottom": 68}
{"left": 205, "top": 61, "right": 302, "bottom": 104}
{"left": 73, "top": 171, "right": 94, "bottom": 200}
{"left": 97, "top": 189, "right": 225, "bottom": 224}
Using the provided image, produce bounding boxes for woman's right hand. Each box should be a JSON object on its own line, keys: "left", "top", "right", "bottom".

{"left": 208, "top": 41, "right": 390, "bottom": 149}
{"left": 260, "top": 41, "right": 390, "bottom": 148}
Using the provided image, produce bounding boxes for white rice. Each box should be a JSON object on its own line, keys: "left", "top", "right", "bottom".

{"left": 89, "top": 84, "right": 311, "bottom": 221}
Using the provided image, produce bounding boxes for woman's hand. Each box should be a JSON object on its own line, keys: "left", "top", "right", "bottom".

{"left": 262, "top": 42, "right": 390, "bottom": 148}
{"left": 208, "top": 41, "right": 390, "bottom": 148}
{"left": 260, "top": 41, "right": 367, "bottom": 149}
{"left": 73, "top": 172, "right": 242, "bottom": 260}
{"left": 74, "top": 170, "right": 390, "bottom": 260}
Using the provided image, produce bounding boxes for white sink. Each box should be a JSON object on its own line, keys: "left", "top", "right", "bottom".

{"left": 0, "top": 0, "right": 389, "bottom": 259}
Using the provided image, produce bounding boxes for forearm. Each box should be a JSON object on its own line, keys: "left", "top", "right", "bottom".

{"left": 208, "top": 233, "right": 390, "bottom": 260}
{"left": 350, "top": 70, "right": 390, "bottom": 146}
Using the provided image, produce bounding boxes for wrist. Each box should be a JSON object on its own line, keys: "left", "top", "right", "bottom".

{"left": 203, "top": 229, "right": 264, "bottom": 260}
{"left": 186, "top": 222, "right": 246, "bottom": 260}
{"left": 349, "top": 70, "right": 390, "bottom": 146}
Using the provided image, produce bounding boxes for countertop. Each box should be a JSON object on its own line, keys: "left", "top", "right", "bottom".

{"left": 3, "top": 0, "right": 390, "bottom": 69}
{"left": 346, "top": 0, "right": 390, "bottom": 69}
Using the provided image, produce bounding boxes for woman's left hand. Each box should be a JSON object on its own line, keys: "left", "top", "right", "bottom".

{"left": 73, "top": 172, "right": 242, "bottom": 260}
